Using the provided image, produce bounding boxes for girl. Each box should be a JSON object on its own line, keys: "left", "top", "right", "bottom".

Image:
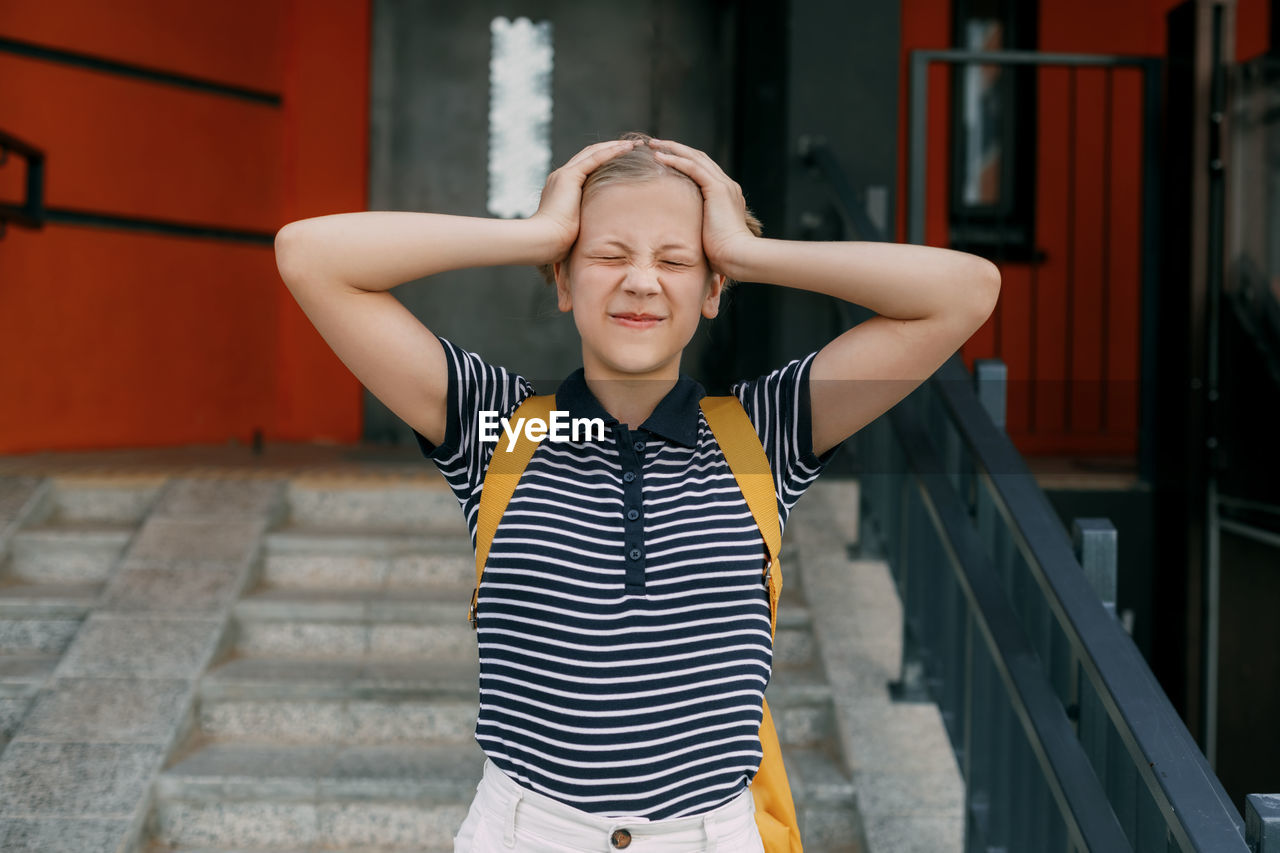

{"left": 275, "top": 132, "right": 999, "bottom": 851}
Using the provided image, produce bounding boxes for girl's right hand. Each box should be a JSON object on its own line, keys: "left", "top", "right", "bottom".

{"left": 528, "top": 138, "right": 639, "bottom": 263}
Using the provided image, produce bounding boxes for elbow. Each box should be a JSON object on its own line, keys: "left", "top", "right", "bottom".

{"left": 971, "top": 258, "right": 1001, "bottom": 321}
{"left": 274, "top": 221, "right": 310, "bottom": 287}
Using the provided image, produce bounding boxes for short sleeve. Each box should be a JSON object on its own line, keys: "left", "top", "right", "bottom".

{"left": 409, "top": 335, "right": 534, "bottom": 542}
{"left": 731, "top": 351, "right": 840, "bottom": 532}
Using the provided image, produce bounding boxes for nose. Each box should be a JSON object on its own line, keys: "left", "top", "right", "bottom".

{"left": 622, "top": 262, "right": 662, "bottom": 297}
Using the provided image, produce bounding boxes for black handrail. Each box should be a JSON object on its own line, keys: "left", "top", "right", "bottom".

{"left": 930, "top": 354, "right": 1247, "bottom": 849}
{"left": 0, "top": 128, "right": 45, "bottom": 232}
{"left": 893, "top": 391, "right": 1132, "bottom": 850}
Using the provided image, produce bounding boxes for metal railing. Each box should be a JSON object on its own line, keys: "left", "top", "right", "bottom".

{"left": 798, "top": 50, "right": 1279, "bottom": 841}
{"left": 853, "top": 354, "right": 1259, "bottom": 851}
{"left": 911, "top": 48, "right": 1164, "bottom": 479}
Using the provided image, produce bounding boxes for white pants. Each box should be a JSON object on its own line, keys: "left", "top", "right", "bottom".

{"left": 453, "top": 759, "right": 766, "bottom": 852}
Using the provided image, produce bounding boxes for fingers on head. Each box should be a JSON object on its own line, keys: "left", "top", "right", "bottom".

{"left": 652, "top": 143, "right": 729, "bottom": 184}
{"left": 654, "top": 149, "right": 713, "bottom": 184}
{"left": 648, "top": 138, "right": 713, "bottom": 165}
{"left": 564, "top": 139, "right": 638, "bottom": 170}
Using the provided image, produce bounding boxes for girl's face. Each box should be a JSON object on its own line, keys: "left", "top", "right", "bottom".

{"left": 554, "top": 175, "right": 723, "bottom": 383}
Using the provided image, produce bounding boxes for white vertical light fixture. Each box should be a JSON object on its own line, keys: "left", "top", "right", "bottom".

{"left": 488, "top": 17, "right": 553, "bottom": 219}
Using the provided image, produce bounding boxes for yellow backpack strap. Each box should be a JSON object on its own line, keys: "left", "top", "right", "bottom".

{"left": 699, "top": 395, "right": 782, "bottom": 635}
{"left": 701, "top": 394, "right": 804, "bottom": 853}
{"left": 470, "top": 393, "right": 557, "bottom": 627}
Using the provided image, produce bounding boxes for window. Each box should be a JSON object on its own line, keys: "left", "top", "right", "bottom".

{"left": 488, "top": 17, "right": 553, "bottom": 219}
{"left": 949, "top": 0, "right": 1039, "bottom": 262}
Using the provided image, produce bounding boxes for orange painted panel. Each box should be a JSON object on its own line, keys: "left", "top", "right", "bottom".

{"left": 923, "top": 60, "right": 953, "bottom": 252}
{"left": 996, "top": 264, "right": 1033, "bottom": 436}
{"left": 1067, "top": 67, "right": 1109, "bottom": 436}
{"left": 0, "top": 53, "right": 283, "bottom": 231}
{"left": 1031, "top": 66, "right": 1070, "bottom": 438}
{"left": 0, "top": 224, "right": 358, "bottom": 453}
{"left": 0, "top": 0, "right": 369, "bottom": 452}
{"left": 1237, "top": 0, "right": 1270, "bottom": 61}
{"left": 0, "top": 0, "right": 285, "bottom": 93}
{"left": 273, "top": 0, "right": 371, "bottom": 440}
{"left": 902, "top": 0, "right": 1152, "bottom": 457}
{"left": 897, "top": 0, "right": 950, "bottom": 247}
{"left": 1104, "top": 69, "right": 1145, "bottom": 436}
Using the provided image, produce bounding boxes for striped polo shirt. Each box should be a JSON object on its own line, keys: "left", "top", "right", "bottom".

{"left": 412, "top": 336, "right": 836, "bottom": 819}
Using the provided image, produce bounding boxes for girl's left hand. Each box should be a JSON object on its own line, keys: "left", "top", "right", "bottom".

{"left": 648, "top": 139, "right": 755, "bottom": 276}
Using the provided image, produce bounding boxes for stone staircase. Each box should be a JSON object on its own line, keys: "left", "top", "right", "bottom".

{"left": 0, "top": 473, "right": 866, "bottom": 853}
{"left": 0, "top": 476, "right": 162, "bottom": 756}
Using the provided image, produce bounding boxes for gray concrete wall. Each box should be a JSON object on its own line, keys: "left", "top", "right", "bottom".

{"left": 773, "top": 0, "right": 902, "bottom": 366}
{"left": 366, "top": 0, "right": 735, "bottom": 443}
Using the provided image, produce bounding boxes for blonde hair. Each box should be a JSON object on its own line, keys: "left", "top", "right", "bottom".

{"left": 536, "top": 131, "right": 763, "bottom": 288}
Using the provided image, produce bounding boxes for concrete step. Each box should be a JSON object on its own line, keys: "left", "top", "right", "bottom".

{"left": 284, "top": 481, "right": 466, "bottom": 535}
{"left": 0, "top": 653, "right": 60, "bottom": 694}
{"left": 769, "top": 666, "right": 838, "bottom": 748}
{"left": 0, "top": 477, "right": 44, "bottom": 573}
{"left": 0, "top": 580, "right": 102, "bottom": 616}
{"left": 261, "top": 530, "right": 473, "bottom": 590}
{"left": 5, "top": 526, "right": 135, "bottom": 584}
{"left": 0, "top": 692, "right": 30, "bottom": 751}
{"left": 150, "top": 741, "right": 481, "bottom": 850}
{"left": 0, "top": 653, "right": 59, "bottom": 751}
{"left": 773, "top": 589, "right": 817, "bottom": 671}
{"left": 784, "top": 744, "right": 863, "bottom": 853}
{"left": 31, "top": 477, "right": 166, "bottom": 525}
{"left": 0, "top": 616, "right": 84, "bottom": 655}
{"left": 198, "top": 658, "right": 478, "bottom": 744}
{"left": 231, "top": 587, "right": 477, "bottom": 661}
{"left": 0, "top": 580, "right": 99, "bottom": 655}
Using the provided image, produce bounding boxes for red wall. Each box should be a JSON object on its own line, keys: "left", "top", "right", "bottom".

{"left": 902, "top": 0, "right": 1268, "bottom": 456}
{"left": 0, "top": 0, "right": 369, "bottom": 453}
{"left": 3, "top": 0, "right": 1266, "bottom": 454}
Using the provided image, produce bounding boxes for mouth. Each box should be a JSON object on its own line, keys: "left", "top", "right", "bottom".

{"left": 610, "top": 312, "right": 665, "bottom": 329}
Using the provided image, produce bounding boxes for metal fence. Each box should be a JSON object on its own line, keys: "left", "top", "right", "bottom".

{"left": 853, "top": 352, "right": 1266, "bottom": 850}
{"left": 914, "top": 47, "right": 1163, "bottom": 474}
{"left": 801, "top": 46, "right": 1279, "bottom": 852}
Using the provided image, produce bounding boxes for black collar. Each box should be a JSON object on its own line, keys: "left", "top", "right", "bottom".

{"left": 554, "top": 369, "right": 706, "bottom": 448}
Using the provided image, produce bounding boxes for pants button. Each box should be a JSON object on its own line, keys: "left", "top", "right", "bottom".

{"left": 610, "top": 828, "right": 633, "bottom": 848}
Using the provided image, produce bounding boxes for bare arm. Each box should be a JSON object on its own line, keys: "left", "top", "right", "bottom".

{"left": 650, "top": 138, "right": 1000, "bottom": 457}
{"left": 274, "top": 139, "right": 640, "bottom": 447}
{"left": 275, "top": 212, "right": 559, "bottom": 294}
{"left": 722, "top": 238, "right": 999, "bottom": 457}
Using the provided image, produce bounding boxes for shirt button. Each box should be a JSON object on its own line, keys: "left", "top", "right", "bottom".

{"left": 633, "top": 441, "right": 645, "bottom": 452}
{"left": 611, "top": 828, "right": 633, "bottom": 849}
{"left": 622, "top": 471, "right": 636, "bottom": 483}
{"left": 628, "top": 548, "right": 642, "bottom": 561}
{"left": 626, "top": 508, "right": 639, "bottom": 521}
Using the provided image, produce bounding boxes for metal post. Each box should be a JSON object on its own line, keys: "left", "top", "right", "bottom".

{"left": 1247, "top": 794, "right": 1280, "bottom": 852}
{"left": 1071, "top": 518, "right": 1118, "bottom": 619}
{"left": 909, "top": 50, "right": 929, "bottom": 246}
{"left": 973, "top": 359, "right": 1007, "bottom": 431}
{"left": 1203, "top": 0, "right": 1231, "bottom": 772}
{"left": 1138, "top": 57, "right": 1164, "bottom": 486}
